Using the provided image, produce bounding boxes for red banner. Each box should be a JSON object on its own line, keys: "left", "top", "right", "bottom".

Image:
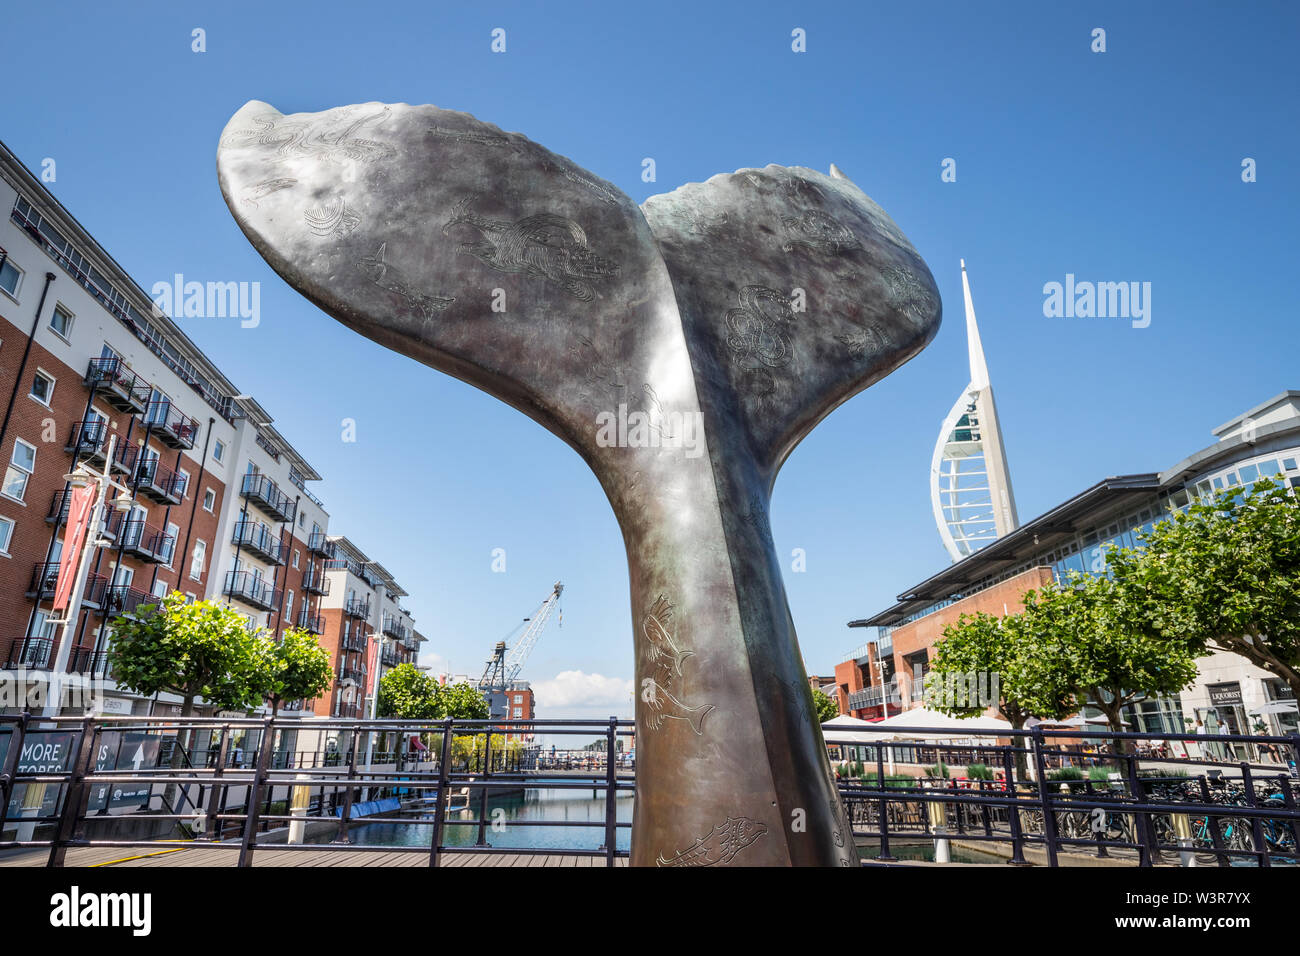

{"left": 52, "top": 483, "right": 97, "bottom": 612}
{"left": 365, "top": 633, "right": 380, "bottom": 702}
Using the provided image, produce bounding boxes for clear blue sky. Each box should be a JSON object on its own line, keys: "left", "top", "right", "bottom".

{"left": 2, "top": 1, "right": 1296, "bottom": 720}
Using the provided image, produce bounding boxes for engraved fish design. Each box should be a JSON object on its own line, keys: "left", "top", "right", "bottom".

{"left": 655, "top": 816, "right": 768, "bottom": 867}
{"left": 642, "top": 594, "right": 693, "bottom": 679}
{"left": 641, "top": 677, "right": 713, "bottom": 735}
{"left": 358, "top": 242, "right": 455, "bottom": 317}
{"left": 240, "top": 177, "right": 296, "bottom": 207}
{"left": 443, "top": 197, "right": 620, "bottom": 301}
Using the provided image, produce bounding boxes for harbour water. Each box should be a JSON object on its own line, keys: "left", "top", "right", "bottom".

{"left": 311, "top": 787, "right": 634, "bottom": 853}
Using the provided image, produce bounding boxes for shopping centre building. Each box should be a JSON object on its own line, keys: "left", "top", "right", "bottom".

{"left": 836, "top": 389, "right": 1300, "bottom": 740}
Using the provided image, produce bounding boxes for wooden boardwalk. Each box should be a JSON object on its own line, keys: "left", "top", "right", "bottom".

{"left": 0, "top": 844, "right": 627, "bottom": 868}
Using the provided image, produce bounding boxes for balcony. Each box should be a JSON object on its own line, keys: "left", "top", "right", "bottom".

{"left": 144, "top": 399, "right": 198, "bottom": 450}
{"left": 119, "top": 448, "right": 187, "bottom": 505}
{"left": 119, "top": 518, "right": 174, "bottom": 564}
{"left": 341, "top": 634, "right": 367, "bottom": 653}
{"left": 301, "top": 563, "right": 330, "bottom": 595}
{"left": 344, "top": 598, "right": 370, "bottom": 620}
{"left": 46, "top": 491, "right": 124, "bottom": 540}
{"left": 381, "top": 614, "right": 408, "bottom": 641}
{"left": 295, "top": 610, "right": 324, "bottom": 635}
{"left": 402, "top": 635, "right": 420, "bottom": 652}
{"left": 338, "top": 667, "right": 366, "bottom": 686}
{"left": 224, "top": 570, "right": 279, "bottom": 612}
{"left": 25, "top": 562, "right": 61, "bottom": 601}
{"left": 232, "top": 521, "right": 286, "bottom": 565}
{"left": 84, "top": 357, "right": 149, "bottom": 413}
{"left": 240, "top": 473, "right": 296, "bottom": 523}
{"left": 65, "top": 420, "right": 110, "bottom": 463}
{"left": 5, "top": 638, "right": 111, "bottom": 675}
{"left": 100, "top": 584, "right": 157, "bottom": 620}
{"left": 307, "top": 531, "right": 336, "bottom": 559}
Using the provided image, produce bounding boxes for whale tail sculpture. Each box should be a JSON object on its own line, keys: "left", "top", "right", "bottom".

{"left": 217, "top": 100, "right": 942, "bottom": 866}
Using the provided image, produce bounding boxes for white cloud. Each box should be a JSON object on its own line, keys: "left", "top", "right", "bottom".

{"left": 532, "top": 670, "right": 633, "bottom": 710}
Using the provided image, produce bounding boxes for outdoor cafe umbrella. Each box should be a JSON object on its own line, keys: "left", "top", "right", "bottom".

{"left": 1249, "top": 701, "right": 1299, "bottom": 715}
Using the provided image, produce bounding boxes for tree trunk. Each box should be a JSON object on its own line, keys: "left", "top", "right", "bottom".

{"left": 160, "top": 693, "right": 196, "bottom": 827}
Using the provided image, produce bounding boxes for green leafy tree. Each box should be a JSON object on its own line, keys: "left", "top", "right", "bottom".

{"left": 438, "top": 681, "right": 491, "bottom": 720}
{"left": 110, "top": 592, "right": 264, "bottom": 812}
{"left": 1023, "top": 575, "right": 1199, "bottom": 752}
{"left": 253, "top": 628, "right": 334, "bottom": 716}
{"left": 811, "top": 687, "right": 839, "bottom": 723}
{"left": 376, "top": 663, "right": 441, "bottom": 719}
{"left": 1109, "top": 478, "right": 1300, "bottom": 700}
{"left": 111, "top": 592, "right": 263, "bottom": 717}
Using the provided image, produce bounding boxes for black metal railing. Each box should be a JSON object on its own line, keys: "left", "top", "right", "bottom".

{"left": 0, "top": 715, "right": 632, "bottom": 868}
{"left": 118, "top": 447, "right": 187, "bottom": 505}
{"left": 296, "top": 610, "right": 324, "bottom": 635}
{"left": 301, "top": 564, "right": 330, "bottom": 595}
{"left": 65, "top": 419, "right": 108, "bottom": 458}
{"left": 241, "top": 473, "right": 296, "bottom": 523}
{"left": 119, "top": 518, "right": 174, "bottom": 564}
{"left": 307, "top": 532, "right": 336, "bottom": 559}
{"left": 232, "top": 521, "right": 285, "bottom": 565}
{"left": 144, "top": 399, "right": 199, "bottom": 449}
{"left": 344, "top": 598, "right": 370, "bottom": 620}
{"left": 223, "top": 570, "right": 280, "bottom": 611}
{"left": 382, "top": 615, "right": 409, "bottom": 641}
{"left": 826, "top": 724, "right": 1300, "bottom": 868}
{"left": 83, "top": 357, "right": 149, "bottom": 412}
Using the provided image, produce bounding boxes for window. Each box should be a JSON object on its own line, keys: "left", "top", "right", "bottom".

{"left": 1285, "top": 458, "right": 1299, "bottom": 472}
{"left": 292, "top": 549, "right": 300, "bottom": 569}
{"left": 189, "top": 539, "right": 207, "bottom": 581}
{"left": 164, "top": 522, "right": 180, "bottom": 567}
{"left": 177, "top": 468, "right": 191, "bottom": 500}
{"left": 152, "top": 580, "right": 168, "bottom": 600}
{"left": 512, "top": 708, "right": 523, "bottom": 719}
{"left": 202, "top": 487, "right": 215, "bottom": 512}
{"left": 212, "top": 439, "right": 226, "bottom": 463}
{"left": 0, "top": 258, "right": 21, "bottom": 298}
{"left": 298, "top": 511, "right": 306, "bottom": 528}
{"left": 49, "top": 304, "right": 74, "bottom": 339}
{"left": 3, "top": 439, "right": 37, "bottom": 502}
{"left": 286, "top": 590, "right": 294, "bottom": 616}
{"left": 0, "top": 515, "right": 13, "bottom": 552}
{"left": 29, "top": 370, "right": 54, "bottom": 405}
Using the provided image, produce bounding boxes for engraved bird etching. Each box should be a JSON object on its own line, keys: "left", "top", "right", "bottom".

{"left": 217, "top": 99, "right": 942, "bottom": 866}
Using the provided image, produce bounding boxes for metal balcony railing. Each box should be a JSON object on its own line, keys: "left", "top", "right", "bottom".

{"left": 344, "top": 598, "right": 370, "bottom": 620}
{"left": 301, "top": 564, "right": 330, "bottom": 595}
{"left": 341, "top": 634, "right": 367, "bottom": 653}
{"left": 382, "top": 615, "right": 408, "bottom": 641}
{"left": 144, "top": 399, "right": 199, "bottom": 449}
{"left": 46, "top": 490, "right": 125, "bottom": 539}
{"left": 232, "top": 521, "right": 285, "bottom": 565}
{"left": 295, "top": 610, "right": 324, "bottom": 635}
{"left": 100, "top": 584, "right": 157, "bottom": 619}
{"left": 65, "top": 420, "right": 109, "bottom": 460}
{"left": 119, "top": 447, "right": 187, "bottom": 505}
{"left": 5, "top": 639, "right": 114, "bottom": 676}
{"left": 307, "top": 531, "right": 336, "bottom": 559}
{"left": 241, "top": 473, "right": 296, "bottom": 523}
{"left": 119, "top": 519, "right": 174, "bottom": 564}
{"left": 223, "top": 570, "right": 280, "bottom": 612}
{"left": 83, "top": 357, "right": 149, "bottom": 412}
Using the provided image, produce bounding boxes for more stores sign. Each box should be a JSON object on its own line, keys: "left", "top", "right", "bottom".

{"left": 1, "top": 730, "right": 161, "bottom": 817}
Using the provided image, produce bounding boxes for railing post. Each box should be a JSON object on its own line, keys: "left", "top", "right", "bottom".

{"left": 1277, "top": 771, "right": 1300, "bottom": 858}
{"left": 1030, "top": 727, "right": 1059, "bottom": 867}
{"left": 1197, "top": 774, "right": 1230, "bottom": 867}
{"left": 1124, "top": 749, "right": 1154, "bottom": 867}
{"left": 1001, "top": 744, "right": 1027, "bottom": 866}
{"left": 200, "top": 723, "right": 232, "bottom": 840}
{"left": 237, "top": 716, "right": 276, "bottom": 868}
{"left": 1239, "top": 762, "right": 1270, "bottom": 868}
{"left": 874, "top": 741, "right": 895, "bottom": 862}
{"left": 49, "top": 715, "right": 97, "bottom": 867}
{"left": 475, "top": 728, "right": 492, "bottom": 847}
{"left": 602, "top": 716, "right": 618, "bottom": 866}
{"left": 0, "top": 714, "right": 30, "bottom": 839}
{"left": 332, "top": 726, "right": 360, "bottom": 844}
{"left": 428, "top": 717, "right": 453, "bottom": 867}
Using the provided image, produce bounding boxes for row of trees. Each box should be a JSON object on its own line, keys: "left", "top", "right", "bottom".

{"left": 112, "top": 592, "right": 335, "bottom": 717}
{"left": 929, "top": 478, "right": 1300, "bottom": 749}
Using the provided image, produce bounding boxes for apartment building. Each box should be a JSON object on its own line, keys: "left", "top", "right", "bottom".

{"left": 0, "top": 139, "right": 426, "bottom": 717}
{"left": 315, "top": 536, "right": 423, "bottom": 719}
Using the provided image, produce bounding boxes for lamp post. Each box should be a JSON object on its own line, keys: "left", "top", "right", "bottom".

{"left": 44, "top": 435, "right": 136, "bottom": 718}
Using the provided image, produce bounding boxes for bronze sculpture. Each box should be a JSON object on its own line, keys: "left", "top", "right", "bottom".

{"left": 217, "top": 101, "right": 942, "bottom": 866}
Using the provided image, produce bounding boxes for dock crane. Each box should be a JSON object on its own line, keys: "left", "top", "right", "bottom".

{"left": 478, "top": 582, "right": 563, "bottom": 719}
